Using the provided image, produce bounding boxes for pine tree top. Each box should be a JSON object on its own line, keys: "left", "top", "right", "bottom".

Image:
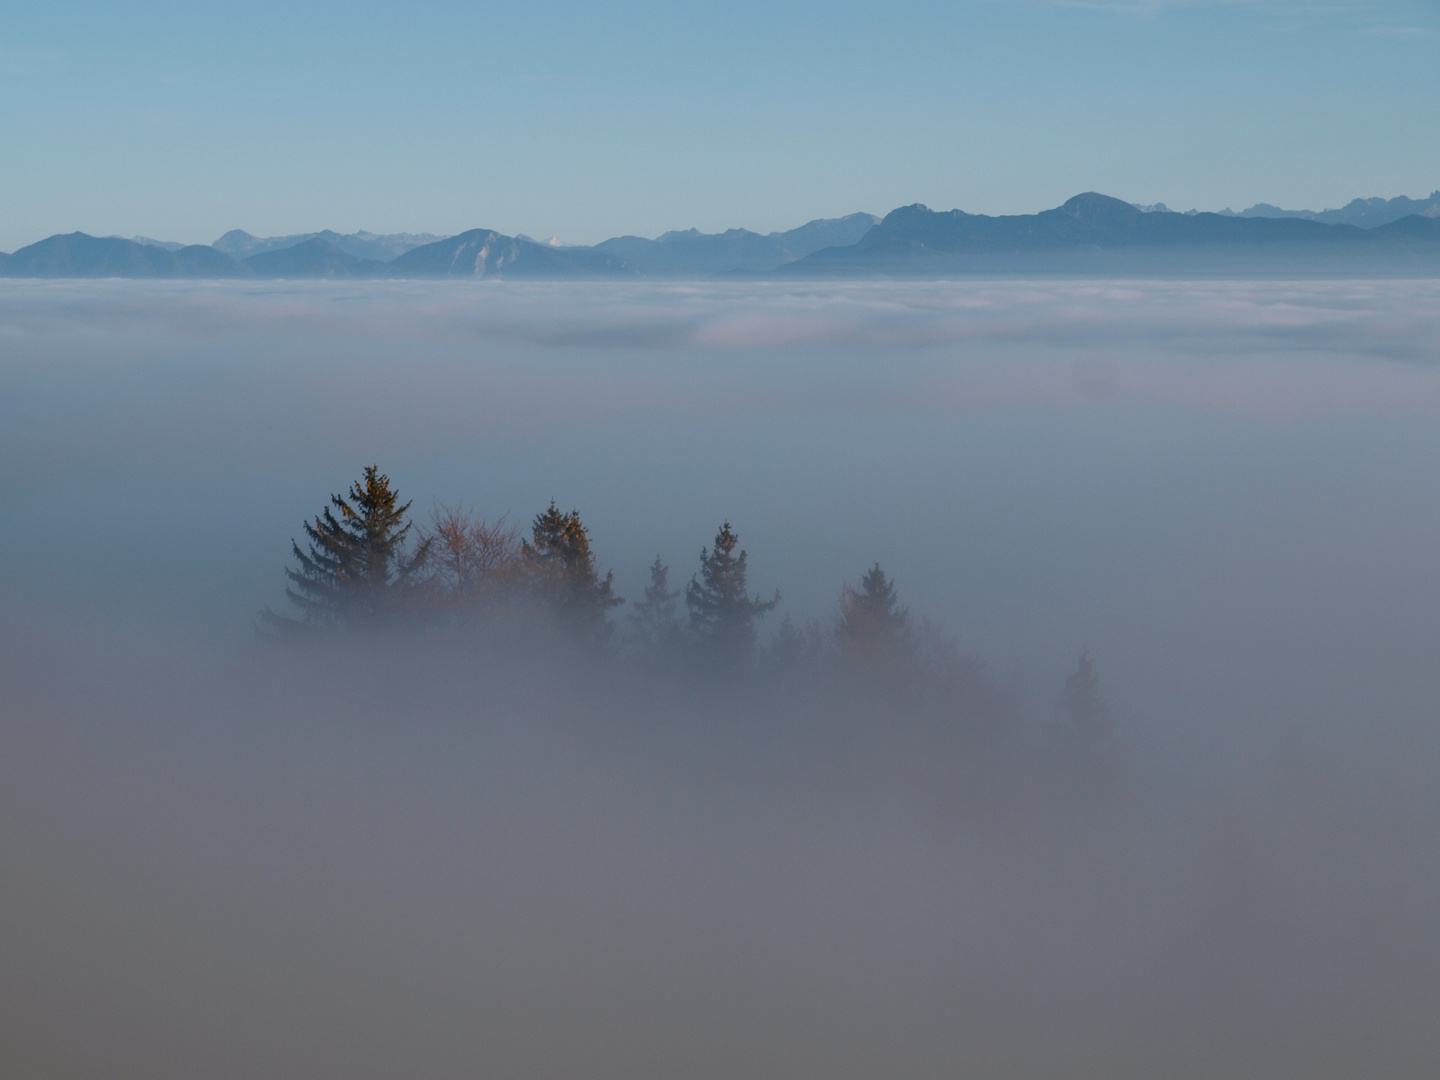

{"left": 263, "top": 465, "right": 429, "bottom": 630}
{"left": 524, "top": 501, "right": 621, "bottom": 627}
{"left": 686, "top": 522, "right": 779, "bottom": 658}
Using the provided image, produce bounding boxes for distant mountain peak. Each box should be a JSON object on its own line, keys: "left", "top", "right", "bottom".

{"left": 389, "top": 228, "right": 635, "bottom": 279}
{"left": 515, "top": 234, "right": 575, "bottom": 248}
{"left": 1059, "top": 192, "right": 1143, "bottom": 223}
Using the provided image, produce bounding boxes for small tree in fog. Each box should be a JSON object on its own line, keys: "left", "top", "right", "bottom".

{"left": 419, "top": 505, "right": 524, "bottom": 607}
{"left": 524, "top": 501, "right": 622, "bottom": 630}
{"left": 1051, "top": 648, "right": 1109, "bottom": 750}
{"left": 627, "top": 556, "right": 681, "bottom": 658}
{"left": 836, "top": 563, "right": 913, "bottom": 670}
{"left": 263, "top": 465, "right": 431, "bottom": 630}
{"left": 686, "top": 522, "right": 779, "bottom": 662}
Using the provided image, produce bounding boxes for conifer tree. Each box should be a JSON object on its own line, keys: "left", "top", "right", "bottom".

{"left": 686, "top": 522, "right": 779, "bottom": 661}
{"left": 263, "top": 465, "right": 430, "bottom": 629}
{"left": 836, "top": 563, "right": 913, "bottom": 669}
{"left": 524, "top": 501, "right": 621, "bottom": 628}
{"left": 627, "top": 555, "right": 680, "bottom": 656}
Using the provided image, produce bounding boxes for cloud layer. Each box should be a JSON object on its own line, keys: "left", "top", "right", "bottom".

{"left": 2, "top": 279, "right": 1439, "bottom": 1078}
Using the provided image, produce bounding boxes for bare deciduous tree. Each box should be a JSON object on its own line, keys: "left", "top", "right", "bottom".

{"left": 418, "top": 504, "right": 525, "bottom": 608}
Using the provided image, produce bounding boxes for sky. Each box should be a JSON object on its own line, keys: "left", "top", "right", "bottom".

{"left": 2, "top": 1, "right": 1438, "bottom": 250}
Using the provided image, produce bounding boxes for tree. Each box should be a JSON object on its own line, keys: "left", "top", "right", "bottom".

{"left": 1051, "top": 648, "right": 1109, "bottom": 750}
{"left": 627, "top": 555, "right": 680, "bottom": 658}
{"left": 836, "top": 563, "right": 913, "bottom": 669}
{"left": 686, "top": 522, "right": 779, "bottom": 661}
{"left": 263, "top": 465, "right": 430, "bottom": 629}
{"left": 419, "top": 505, "right": 524, "bottom": 608}
{"left": 524, "top": 501, "right": 622, "bottom": 629}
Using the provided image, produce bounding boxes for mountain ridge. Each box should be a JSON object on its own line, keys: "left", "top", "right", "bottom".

{"left": 2, "top": 233, "right": 250, "bottom": 278}
{"left": 1227, "top": 191, "right": 1440, "bottom": 228}
{"left": 779, "top": 193, "right": 1440, "bottom": 277}
{"left": 5, "top": 195, "right": 1440, "bottom": 279}
{"left": 240, "top": 238, "right": 389, "bottom": 279}
{"left": 594, "top": 213, "right": 879, "bottom": 275}
{"left": 215, "top": 229, "right": 448, "bottom": 262}
{"left": 388, "top": 229, "right": 638, "bottom": 279}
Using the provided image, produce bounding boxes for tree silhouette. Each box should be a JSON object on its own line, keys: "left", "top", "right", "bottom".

{"left": 263, "top": 465, "right": 430, "bottom": 629}
{"left": 524, "top": 501, "right": 621, "bottom": 629}
{"left": 836, "top": 563, "right": 913, "bottom": 669}
{"left": 419, "top": 505, "right": 524, "bottom": 608}
{"left": 628, "top": 555, "right": 680, "bottom": 657}
{"left": 686, "top": 522, "right": 779, "bottom": 662}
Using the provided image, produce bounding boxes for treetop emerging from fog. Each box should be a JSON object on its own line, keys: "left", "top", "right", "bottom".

{"left": 261, "top": 466, "right": 1106, "bottom": 754}
{"left": 262, "top": 465, "right": 431, "bottom": 631}
{"left": 685, "top": 522, "right": 780, "bottom": 662}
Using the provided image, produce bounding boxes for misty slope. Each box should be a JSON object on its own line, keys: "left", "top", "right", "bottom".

{"left": 390, "top": 229, "right": 638, "bottom": 279}
{"left": 242, "top": 237, "right": 389, "bottom": 279}
{"left": 784, "top": 193, "right": 1440, "bottom": 277}
{"left": 593, "top": 213, "right": 879, "bottom": 275}
{"left": 216, "top": 228, "right": 448, "bottom": 262}
{"left": 1236, "top": 191, "right": 1440, "bottom": 228}
{"left": 0, "top": 234, "right": 250, "bottom": 278}
{"left": 1373, "top": 214, "right": 1440, "bottom": 241}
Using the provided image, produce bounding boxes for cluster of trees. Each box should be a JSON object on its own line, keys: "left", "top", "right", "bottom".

{"left": 260, "top": 466, "right": 788, "bottom": 657}
{"left": 262, "top": 467, "right": 1108, "bottom": 748}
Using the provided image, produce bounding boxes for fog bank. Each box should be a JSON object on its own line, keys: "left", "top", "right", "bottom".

{"left": 2, "top": 279, "right": 1439, "bottom": 1077}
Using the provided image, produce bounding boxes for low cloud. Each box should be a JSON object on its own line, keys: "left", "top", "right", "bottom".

{"left": 2, "top": 618, "right": 1437, "bottom": 1080}
{"left": 3, "top": 278, "right": 1440, "bottom": 1077}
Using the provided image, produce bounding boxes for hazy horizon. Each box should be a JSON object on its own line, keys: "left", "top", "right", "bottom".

{"left": 5, "top": 2, "right": 1438, "bottom": 251}
{"left": 6, "top": 186, "right": 1440, "bottom": 255}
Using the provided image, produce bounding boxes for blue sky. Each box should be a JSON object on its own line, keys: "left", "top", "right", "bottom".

{"left": 2, "top": 0, "right": 1437, "bottom": 249}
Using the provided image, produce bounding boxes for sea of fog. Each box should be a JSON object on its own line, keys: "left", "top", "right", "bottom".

{"left": 3, "top": 278, "right": 1439, "bottom": 1079}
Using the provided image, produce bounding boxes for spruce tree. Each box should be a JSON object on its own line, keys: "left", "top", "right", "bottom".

{"left": 836, "top": 563, "right": 913, "bottom": 668}
{"left": 686, "top": 522, "right": 779, "bottom": 661}
{"left": 524, "top": 501, "right": 621, "bottom": 629}
{"left": 627, "top": 555, "right": 680, "bottom": 656}
{"left": 264, "top": 465, "right": 430, "bottom": 629}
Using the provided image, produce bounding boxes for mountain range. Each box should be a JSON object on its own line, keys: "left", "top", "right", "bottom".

{"left": 1134, "top": 192, "right": 1440, "bottom": 228}
{"left": 780, "top": 193, "right": 1440, "bottom": 277}
{"left": 1227, "top": 191, "right": 1440, "bottom": 228}
{"left": 0, "top": 233, "right": 250, "bottom": 278}
{"left": 4, "top": 193, "right": 1439, "bottom": 279}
